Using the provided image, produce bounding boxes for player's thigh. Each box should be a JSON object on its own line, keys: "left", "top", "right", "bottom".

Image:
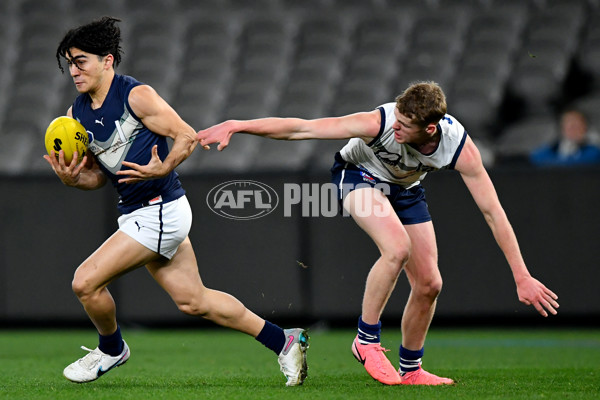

{"left": 343, "top": 187, "right": 410, "bottom": 254}
{"left": 145, "top": 236, "right": 205, "bottom": 304}
{"left": 403, "top": 221, "right": 440, "bottom": 285}
{"left": 76, "top": 230, "right": 159, "bottom": 290}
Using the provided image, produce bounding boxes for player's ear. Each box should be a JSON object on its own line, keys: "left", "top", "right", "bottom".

{"left": 425, "top": 123, "right": 437, "bottom": 135}
{"left": 104, "top": 54, "right": 114, "bottom": 69}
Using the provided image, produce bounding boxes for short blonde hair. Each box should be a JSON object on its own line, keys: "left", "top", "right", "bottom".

{"left": 395, "top": 81, "right": 447, "bottom": 127}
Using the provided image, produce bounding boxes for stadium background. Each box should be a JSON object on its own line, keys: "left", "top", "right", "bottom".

{"left": 0, "top": 0, "right": 598, "bottom": 327}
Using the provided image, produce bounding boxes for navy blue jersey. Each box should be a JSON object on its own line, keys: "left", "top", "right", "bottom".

{"left": 72, "top": 74, "right": 185, "bottom": 214}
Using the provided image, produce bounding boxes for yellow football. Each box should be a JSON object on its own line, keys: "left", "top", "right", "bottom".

{"left": 45, "top": 116, "right": 89, "bottom": 164}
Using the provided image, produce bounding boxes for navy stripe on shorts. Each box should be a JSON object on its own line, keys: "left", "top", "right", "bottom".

{"left": 157, "top": 204, "right": 164, "bottom": 254}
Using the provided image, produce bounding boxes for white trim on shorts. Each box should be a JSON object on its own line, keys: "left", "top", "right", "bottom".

{"left": 118, "top": 195, "right": 192, "bottom": 259}
{"left": 338, "top": 162, "right": 348, "bottom": 200}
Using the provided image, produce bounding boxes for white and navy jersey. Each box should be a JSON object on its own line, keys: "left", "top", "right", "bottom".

{"left": 339, "top": 102, "right": 467, "bottom": 188}
{"left": 72, "top": 74, "right": 185, "bottom": 214}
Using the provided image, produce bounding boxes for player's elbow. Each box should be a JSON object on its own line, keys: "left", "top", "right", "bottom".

{"left": 481, "top": 206, "right": 507, "bottom": 231}
{"left": 172, "top": 130, "right": 198, "bottom": 162}
{"left": 269, "top": 131, "right": 299, "bottom": 141}
{"left": 181, "top": 130, "right": 198, "bottom": 149}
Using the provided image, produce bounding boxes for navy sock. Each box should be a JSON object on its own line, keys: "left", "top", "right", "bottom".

{"left": 357, "top": 316, "right": 381, "bottom": 344}
{"left": 399, "top": 345, "right": 424, "bottom": 375}
{"left": 255, "top": 321, "right": 286, "bottom": 355}
{"left": 98, "top": 326, "right": 124, "bottom": 356}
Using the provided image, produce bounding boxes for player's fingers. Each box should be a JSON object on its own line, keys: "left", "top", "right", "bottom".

{"left": 533, "top": 302, "right": 548, "bottom": 317}
{"left": 73, "top": 155, "right": 87, "bottom": 175}
{"left": 217, "top": 141, "right": 229, "bottom": 151}
{"left": 118, "top": 161, "right": 140, "bottom": 171}
{"left": 118, "top": 177, "right": 141, "bottom": 184}
{"left": 58, "top": 150, "right": 66, "bottom": 167}
{"left": 541, "top": 299, "right": 558, "bottom": 315}
{"left": 197, "top": 131, "right": 211, "bottom": 143}
{"left": 69, "top": 152, "right": 79, "bottom": 169}
{"left": 201, "top": 137, "right": 216, "bottom": 147}
{"left": 45, "top": 152, "right": 56, "bottom": 167}
{"left": 43, "top": 154, "right": 58, "bottom": 171}
{"left": 545, "top": 288, "right": 559, "bottom": 300}
{"left": 545, "top": 293, "right": 560, "bottom": 309}
{"left": 118, "top": 169, "right": 140, "bottom": 178}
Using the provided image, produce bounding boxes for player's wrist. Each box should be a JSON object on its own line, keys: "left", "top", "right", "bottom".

{"left": 514, "top": 272, "right": 532, "bottom": 285}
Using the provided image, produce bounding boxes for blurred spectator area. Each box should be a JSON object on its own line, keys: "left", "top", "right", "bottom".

{"left": 1, "top": 0, "right": 599, "bottom": 174}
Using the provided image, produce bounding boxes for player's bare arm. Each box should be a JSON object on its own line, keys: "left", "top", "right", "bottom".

{"left": 117, "top": 85, "right": 198, "bottom": 184}
{"left": 455, "top": 136, "right": 559, "bottom": 317}
{"left": 43, "top": 107, "right": 106, "bottom": 190}
{"left": 197, "top": 110, "right": 382, "bottom": 151}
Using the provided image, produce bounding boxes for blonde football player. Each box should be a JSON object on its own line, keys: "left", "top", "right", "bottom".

{"left": 197, "top": 81, "right": 559, "bottom": 385}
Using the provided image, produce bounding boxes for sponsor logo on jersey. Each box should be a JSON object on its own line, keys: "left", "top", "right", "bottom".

{"left": 360, "top": 171, "right": 376, "bottom": 184}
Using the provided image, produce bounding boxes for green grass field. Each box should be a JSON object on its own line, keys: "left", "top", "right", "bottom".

{"left": 0, "top": 327, "right": 598, "bottom": 399}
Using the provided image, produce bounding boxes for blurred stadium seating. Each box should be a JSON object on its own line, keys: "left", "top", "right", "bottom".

{"left": 1, "top": 0, "right": 598, "bottom": 174}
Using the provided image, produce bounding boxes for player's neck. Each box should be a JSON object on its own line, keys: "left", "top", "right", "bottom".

{"left": 88, "top": 70, "right": 115, "bottom": 110}
{"left": 410, "top": 127, "right": 440, "bottom": 155}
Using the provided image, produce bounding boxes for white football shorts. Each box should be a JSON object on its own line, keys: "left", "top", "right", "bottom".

{"left": 118, "top": 195, "right": 192, "bottom": 259}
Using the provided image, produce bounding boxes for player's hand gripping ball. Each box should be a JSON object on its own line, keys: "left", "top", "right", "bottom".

{"left": 45, "top": 116, "right": 89, "bottom": 164}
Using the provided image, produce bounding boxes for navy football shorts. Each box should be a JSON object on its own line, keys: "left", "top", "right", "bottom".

{"left": 330, "top": 152, "right": 431, "bottom": 225}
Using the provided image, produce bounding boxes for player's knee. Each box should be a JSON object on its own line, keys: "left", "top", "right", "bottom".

{"left": 382, "top": 245, "right": 411, "bottom": 276}
{"left": 71, "top": 261, "right": 106, "bottom": 300}
{"left": 416, "top": 275, "right": 443, "bottom": 300}
{"left": 176, "top": 298, "right": 209, "bottom": 317}
{"left": 71, "top": 271, "right": 95, "bottom": 300}
{"left": 71, "top": 279, "right": 93, "bottom": 300}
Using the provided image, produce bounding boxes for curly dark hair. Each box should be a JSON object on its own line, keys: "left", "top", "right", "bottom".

{"left": 395, "top": 81, "right": 447, "bottom": 128}
{"left": 56, "top": 16, "right": 123, "bottom": 73}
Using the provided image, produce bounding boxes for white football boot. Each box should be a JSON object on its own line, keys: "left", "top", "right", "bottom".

{"left": 63, "top": 340, "right": 130, "bottom": 383}
{"left": 277, "top": 328, "right": 309, "bottom": 386}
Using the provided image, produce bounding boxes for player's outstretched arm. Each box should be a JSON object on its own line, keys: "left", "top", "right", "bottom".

{"left": 455, "top": 135, "right": 559, "bottom": 317}
{"left": 197, "top": 110, "right": 382, "bottom": 151}
{"left": 117, "top": 85, "right": 198, "bottom": 184}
